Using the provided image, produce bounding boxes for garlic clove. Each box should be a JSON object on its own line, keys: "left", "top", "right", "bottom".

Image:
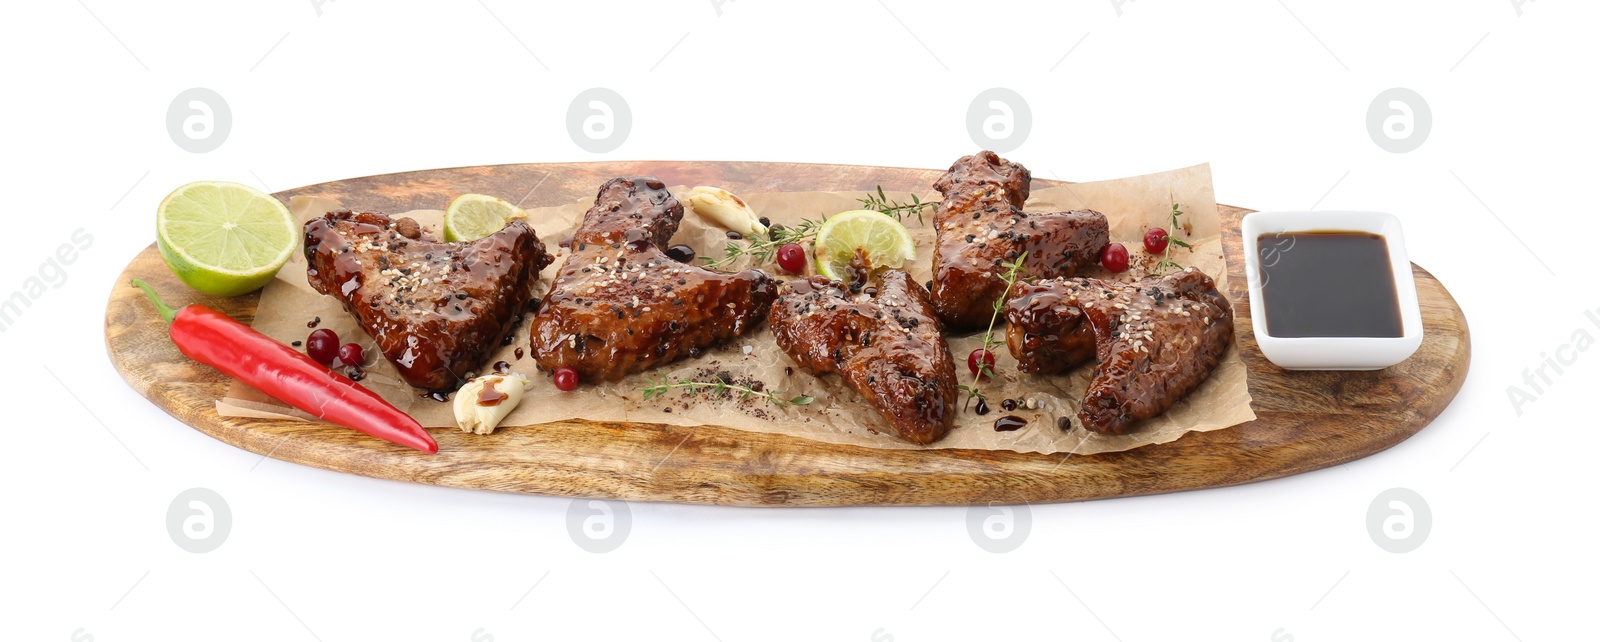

{"left": 683, "top": 186, "right": 767, "bottom": 238}
{"left": 453, "top": 374, "right": 527, "bottom": 435}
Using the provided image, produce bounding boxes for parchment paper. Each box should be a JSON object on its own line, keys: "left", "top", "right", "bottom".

{"left": 220, "top": 164, "right": 1254, "bottom": 455}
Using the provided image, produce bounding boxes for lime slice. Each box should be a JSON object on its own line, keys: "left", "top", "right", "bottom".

{"left": 813, "top": 209, "right": 917, "bottom": 282}
{"left": 156, "top": 181, "right": 297, "bottom": 297}
{"left": 445, "top": 193, "right": 526, "bottom": 242}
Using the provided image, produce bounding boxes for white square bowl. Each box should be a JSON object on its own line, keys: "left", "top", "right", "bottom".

{"left": 1240, "top": 211, "right": 1424, "bottom": 371}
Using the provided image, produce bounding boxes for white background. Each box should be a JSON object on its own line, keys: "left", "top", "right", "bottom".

{"left": 2, "top": 1, "right": 1595, "bottom": 640}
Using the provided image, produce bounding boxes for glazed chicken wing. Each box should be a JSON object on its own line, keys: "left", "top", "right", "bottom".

{"left": 930, "top": 151, "right": 1109, "bottom": 330}
{"left": 769, "top": 270, "right": 957, "bottom": 444}
{"left": 528, "top": 177, "right": 776, "bottom": 381}
{"left": 1004, "top": 268, "right": 1234, "bottom": 434}
{"left": 304, "top": 210, "right": 552, "bottom": 392}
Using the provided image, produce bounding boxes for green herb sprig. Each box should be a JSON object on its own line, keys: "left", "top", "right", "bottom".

{"left": 1154, "top": 196, "right": 1192, "bottom": 276}
{"left": 958, "top": 251, "right": 1027, "bottom": 410}
{"left": 700, "top": 215, "right": 825, "bottom": 271}
{"left": 858, "top": 185, "right": 937, "bottom": 224}
{"left": 639, "top": 371, "right": 814, "bottom": 407}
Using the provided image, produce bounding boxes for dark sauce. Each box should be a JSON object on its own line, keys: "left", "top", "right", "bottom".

{"left": 514, "top": 347, "right": 525, "bottom": 360}
{"left": 1257, "top": 231, "right": 1403, "bottom": 338}
{"left": 845, "top": 248, "right": 872, "bottom": 293}
{"left": 1000, "top": 398, "right": 1018, "bottom": 411}
{"left": 477, "top": 381, "right": 508, "bottom": 406}
{"left": 974, "top": 398, "right": 990, "bottom": 415}
{"left": 994, "top": 415, "right": 1027, "bottom": 432}
{"left": 493, "top": 360, "right": 511, "bottom": 374}
{"left": 307, "top": 316, "right": 320, "bottom": 328}
{"left": 624, "top": 228, "right": 652, "bottom": 251}
{"left": 665, "top": 244, "right": 697, "bottom": 263}
{"left": 422, "top": 391, "right": 450, "bottom": 403}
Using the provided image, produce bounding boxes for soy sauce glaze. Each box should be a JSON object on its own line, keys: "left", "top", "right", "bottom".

{"left": 1256, "top": 231, "right": 1402, "bottom": 338}
{"left": 477, "top": 380, "right": 508, "bottom": 406}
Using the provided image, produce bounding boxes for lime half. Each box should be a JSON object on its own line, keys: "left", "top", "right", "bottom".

{"left": 156, "top": 181, "right": 297, "bottom": 297}
{"left": 813, "top": 209, "right": 917, "bottom": 282}
{"left": 444, "top": 193, "right": 526, "bottom": 242}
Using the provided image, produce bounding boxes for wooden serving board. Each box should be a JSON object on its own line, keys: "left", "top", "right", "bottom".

{"left": 104, "top": 161, "right": 1470, "bottom": 506}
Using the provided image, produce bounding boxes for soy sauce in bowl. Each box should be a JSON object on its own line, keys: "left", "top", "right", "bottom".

{"left": 1256, "top": 231, "right": 1402, "bottom": 338}
{"left": 1242, "top": 211, "right": 1423, "bottom": 371}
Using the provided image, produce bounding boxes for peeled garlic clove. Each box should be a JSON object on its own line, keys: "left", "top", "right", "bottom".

{"left": 683, "top": 186, "right": 767, "bottom": 238}
{"left": 453, "top": 375, "right": 526, "bottom": 435}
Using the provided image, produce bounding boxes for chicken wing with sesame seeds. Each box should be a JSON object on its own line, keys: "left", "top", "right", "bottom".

{"left": 929, "top": 151, "right": 1110, "bottom": 330}
{"left": 528, "top": 177, "right": 777, "bottom": 381}
{"left": 1004, "top": 267, "right": 1234, "bottom": 435}
{"left": 304, "top": 210, "right": 552, "bottom": 392}
{"left": 769, "top": 270, "right": 957, "bottom": 444}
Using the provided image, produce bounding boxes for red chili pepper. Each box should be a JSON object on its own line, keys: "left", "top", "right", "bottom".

{"left": 131, "top": 278, "right": 438, "bottom": 454}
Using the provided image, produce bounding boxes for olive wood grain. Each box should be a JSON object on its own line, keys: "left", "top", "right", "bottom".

{"left": 104, "top": 161, "right": 1470, "bottom": 506}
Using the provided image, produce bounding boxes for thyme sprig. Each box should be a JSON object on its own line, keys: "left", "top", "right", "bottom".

{"left": 639, "top": 371, "right": 814, "bottom": 407}
{"left": 858, "top": 185, "right": 937, "bottom": 224}
{"left": 958, "top": 251, "right": 1027, "bottom": 410}
{"left": 700, "top": 215, "right": 825, "bottom": 271}
{"left": 1154, "top": 196, "right": 1192, "bottom": 276}
{"left": 702, "top": 185, "right": 932, "bottom": 270}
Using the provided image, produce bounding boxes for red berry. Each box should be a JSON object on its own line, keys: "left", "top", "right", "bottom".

{"left": 306, "top": 329, "right": 339, "bottom": 365}
{"left": 338, "top": 343, "right": 365, "bottom": 367}
{"left": 552, "top": 366, "right": 579, "bottom": 391}
{"left": 1143, "top": 227, "right": 1169, "bottom": 254}
{"left": 776, "top": 243, "right": 806, "bottom": 274}
{"left": 967, "top": 349, "right": 996, "bottom": 380}
{"left": 1100, "top": 242, "right": 1129, "bottom": 272}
